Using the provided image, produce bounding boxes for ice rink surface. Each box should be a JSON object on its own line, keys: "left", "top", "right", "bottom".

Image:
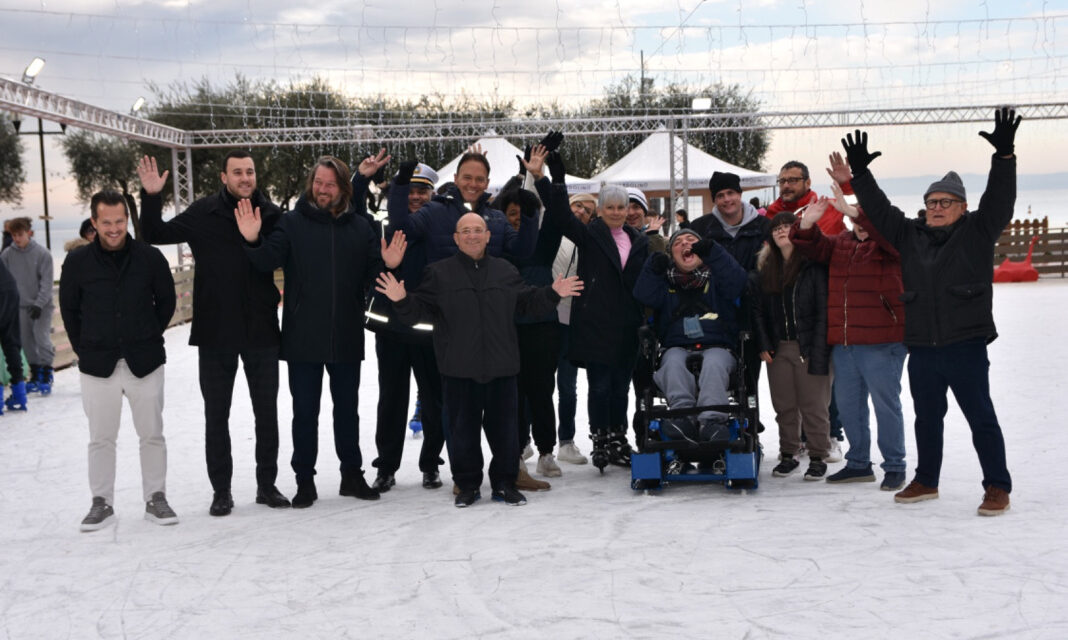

{"left": 1, "top": 280, "right": 1066, "bottom": 639}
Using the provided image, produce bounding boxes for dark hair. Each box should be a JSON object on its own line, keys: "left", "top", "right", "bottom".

{"left": 6, "top": 216, "right": 32, "bottom": 233}
{"left": 675, "top": 209, "right": 688, "bottom": 222}
{"left": 437, "top": 181, "right": 456, "bottom": 195}
{"left": 457, "top": 152, "right": 491, "bottom": 175}
{"left": 779, "top": 160, "right": 809, "bottom": 181}
{"left": 305, "top": 156, "right": 353, "bottom": 215}
{"left": 79, "top": 218, "right": 96, "bottom": 239}
{"left": 222, "top": 149, "right": 253, "bottom": 173}
{"left": 749, "top": 197, "right": 761, "bottom": 208}
{"left": 90, "top": 191, "right": 129, "bottom": 220}
{"left": 760, "top": 212, "right": 802, "bottom": 293}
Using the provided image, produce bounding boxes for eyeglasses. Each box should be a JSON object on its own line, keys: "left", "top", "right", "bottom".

{"left": 924, "top": 198, "right": 964, "bottom": 210}
{"left": 776, "top": 177, "right": 804, "bottom": 186}
{"left": 771, "top": 225, "right": 791, "bottom": 234}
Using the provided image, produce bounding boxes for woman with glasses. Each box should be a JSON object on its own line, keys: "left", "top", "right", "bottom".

{"left": 753, "top": 211, "right": 834, "bottom": 481}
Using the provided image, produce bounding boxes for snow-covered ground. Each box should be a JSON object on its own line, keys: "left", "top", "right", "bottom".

{"left": 2, "top": 280, "right": 1067, "bottom": 639}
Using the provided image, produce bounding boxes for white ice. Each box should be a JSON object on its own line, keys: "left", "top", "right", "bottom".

{"left": 2, "top": 280, "right": 1067, "bottom": 639}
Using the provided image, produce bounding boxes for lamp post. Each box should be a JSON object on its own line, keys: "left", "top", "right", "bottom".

{"left": 14, "top": 57, "right": 64, "bottom": 250}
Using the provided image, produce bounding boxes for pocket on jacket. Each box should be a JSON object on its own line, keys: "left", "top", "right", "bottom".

{"left": 947, "top": 282, "right": 989, "bottom": 300}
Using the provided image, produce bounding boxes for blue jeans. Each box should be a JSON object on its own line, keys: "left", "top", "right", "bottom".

{"left": 907, "top": 339, "right": 1011, "bottom": 492}
{"left": 586, "top": 362, "right": 632, "bottom": 436}
{"left": 832, "top": 343, "right": 907, "bottom": 472}
{"left": 288, "top": 361, "right": 362, "bottom": 482}
{"left": 556, "top": 324, "right": 578, "bottom": 442}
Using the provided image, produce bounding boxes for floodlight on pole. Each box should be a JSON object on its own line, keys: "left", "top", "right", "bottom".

{"left": 131, "top": 97, "right": 146, "bottom": 114}
{"left": 22, "top": 57, "right": 45, "bottom": 85}
{"left": 691, "top": 97, "right": 712, "bottom": 111}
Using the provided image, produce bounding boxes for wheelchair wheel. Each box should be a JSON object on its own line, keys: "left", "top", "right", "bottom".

{"left": 631, "top": 478, "right": 662, "bottom": 491}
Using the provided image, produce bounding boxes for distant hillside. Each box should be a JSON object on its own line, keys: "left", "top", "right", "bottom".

{"left": 871, "top": 173, "right": 1067, "bottom": 197}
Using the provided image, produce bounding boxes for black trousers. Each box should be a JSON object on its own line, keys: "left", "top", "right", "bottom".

{"left": 198, "top": 346, "right": 280, "bottom": 492}
{"left": 288, "top": 361, "right": 363, "bottom": 482}
{"left": 516, "top": 322, "right": 560, "bottom": 454}
{"left": 443, "top": 375, "right": 518, "bottom": 492}
{"left": 0, "top": 291, "right": 22, "bottom": 383}
{"left": 372, "top": 332, "right": 445, "bottom": 475}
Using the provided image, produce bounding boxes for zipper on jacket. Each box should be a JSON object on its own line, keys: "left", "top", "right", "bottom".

{"left": 880, "top": 294, "right": 898, "bottom": 324}
{"left": 331, "top": 223, "right": 337, "bottom": 359}
{"left": 792, "top": 279, "right": 805, "bottom": 363}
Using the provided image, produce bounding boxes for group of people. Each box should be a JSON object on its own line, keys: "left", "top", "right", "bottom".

{"left": 59, "top": 108, "right": 1020, "bottom": 528}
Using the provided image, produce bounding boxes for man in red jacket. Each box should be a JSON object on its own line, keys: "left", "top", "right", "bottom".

{"left": 789, "top": 159, "right": 908, "bottom": 492}
{"left": 766, "top": 160, "right": 847, "bottom": 237}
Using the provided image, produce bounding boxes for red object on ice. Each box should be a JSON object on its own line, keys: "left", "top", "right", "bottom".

{"left": 993, "top": 235, "right": 1040, "bottom": 283}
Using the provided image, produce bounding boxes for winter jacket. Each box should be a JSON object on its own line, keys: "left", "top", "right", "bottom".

{"left": 509, "top": 178, "right": 563, "bottom": 324}
{"left": 0, "top": 239, "right": 53, "bottom": 309}
{"left": 244, "top": 193, "right": 383, "bottom": 363}
{"left": 765, "top": 189, "right": 848, "bottom": 236}
{"left": 140, "top": 187, "right": 282, "bottom": 350}
{"left": 850, "top": 155, "right": 1015, "bottom": 347}
{"left": 632, "top": 241, "right": 748, "bottom": 350}
{"left": 548, "top": 184, "right": 650, "bottom": 368}
{"left": 393, "top": 251, "right": 560, "bottom": 383}
{"left": 59, "top": 238, "right": 176, "bottom": 378}
{"left": 552, "top": 236, "right": 580, "bottom": 325}
{"left": 789, "top": 220, "right": 905, "bottom": 345}
{"left": 688, "top": 204, "right": 771, "bottom": 272}
{"left": 388, "top": 182, "right": 537, "bottom": 265}
{"left": 752, "top": 249, "right": 831, "bottom": 375}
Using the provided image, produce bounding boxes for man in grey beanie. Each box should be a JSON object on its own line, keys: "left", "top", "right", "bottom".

{"left": 841, "top": 107, "right": 1021, "bottom": 517}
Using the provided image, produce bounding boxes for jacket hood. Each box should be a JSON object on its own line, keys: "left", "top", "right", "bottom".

{"left": 710, "top": 201, "right": 760, "bottom": 237}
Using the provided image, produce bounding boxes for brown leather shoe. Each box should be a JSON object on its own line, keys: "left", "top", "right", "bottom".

{"left": 517, "top": 459, "right": 551, "bottom": 492}
{"left": 977, "top": 486, "right": 1010, "bottom": 516}
{"left": 894, "top": 480, "right": 939, "bottom": 504}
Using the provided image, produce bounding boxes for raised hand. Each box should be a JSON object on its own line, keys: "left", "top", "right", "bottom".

{"left": 137, "top": 155, "right": 169, "bottom": 195}
{"left": 546, "top": 151, "right": 567, "bottom": 185}
{"left": 829, "top": 182, "right": 859, "bottom": 218}
{"left": 381, "top": 230, "right": 408, "bottom": 269}
{"left": 551, "top": 274, "right": 584, "bottom": 298}
{"left": 840, "top": 130, "right": 882, "bottom": 175}
{"left": 798, "top": 196, "right": 830, "bottom": 229}
{"left": 375, "top": 271, "right": 407, "bottom": 302}
{"left": 468, "top": 143, "right": 486, "bottom": 157}
{"left": 825, "top": 151, "right": 852, "bottom": 185}
{"left": 234, "top": 198, "right": 262, "bottom": 243}
{"left": 646, "top": 216, "right": 664, "bottom": 232}
{"left": 979, "top": 107, "right": 1022, "bottom": 157}
{"left": 359, "top": 148, "right": 392, "bottom": 178}
{"left": 395, "top": 160, "right": 419, "bottom": 186}
{"left": 539, "top": 130, "right": 564, "bottom": 152}
{"left": 520, "top": 144, "right": 549, "bottom": 179}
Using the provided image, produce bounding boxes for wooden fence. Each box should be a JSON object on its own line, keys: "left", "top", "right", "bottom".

{"left": 995, "top": 217, "right": 1068, "bottom": 278}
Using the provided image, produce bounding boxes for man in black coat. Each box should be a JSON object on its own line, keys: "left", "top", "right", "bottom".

{"left": 375, "top": 212, "right": 583, "bottom": 508}
{"left": 137, "top": 151, "right": 289, "bottom": 515}
{"left": 60, "top": 190, "right": 177, "bottom": 532}
{"left": 237, "top": 155, "right": 404, "bottom": 509}
{"left": 843, "top": 107, "right": 1021, "bottom": 516}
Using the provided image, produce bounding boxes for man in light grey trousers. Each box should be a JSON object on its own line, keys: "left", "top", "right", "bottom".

{"left": 0, "top": 216, "right": 54, "bottom": 393}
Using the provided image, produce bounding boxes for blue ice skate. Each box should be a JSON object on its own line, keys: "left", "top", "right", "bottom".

{"left": 408, "top": 400, "right": 423, "bottom": 439}
{"left": 5, "top": 381, "right": 28, "bottom": 411}
{"left": 37, "top": 366, "right": 53, "bottom": 395}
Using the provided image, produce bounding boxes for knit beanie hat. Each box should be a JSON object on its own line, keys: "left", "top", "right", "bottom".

{"left": 924, "top": 171, "right": 966, "bottom": 201}
{"left": 668, "top": 227, "right": 702, "bottom": 249}
{"left": 626, "top": 187, "right": 649, "bottom": 214}
{"left": 708, "top": 171, "right": 742, "bottom": 197}
{"left": 569, "top": 193, "right": 597, "bottom": 207}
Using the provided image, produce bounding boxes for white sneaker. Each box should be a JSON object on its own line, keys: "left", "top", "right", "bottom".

{"left": 536, "top": 453, "right": 563, "bottom": 477}
{"left": 522, "top": 443, "right": 534, "bottom": 460}
{"left": 557, "top": 440, "right": 588, "bottom": 465}
{"left": 825, "top": 440, "right": 844, "bottom": 463}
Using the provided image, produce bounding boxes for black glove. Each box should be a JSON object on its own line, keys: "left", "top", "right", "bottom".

{"left": 840, "top": 130, "right": 882, "bottom": 175}
{"left": 395, "top": 160, "right": 418, "bottom": 186}
{"left": 979, "top": 107, "right": 1022, "bottom": 156}
{"left": 28, "top": 305, "right": 42, "bottom": 320}
{"left": 690, "top": 239, "right": 713, "bottom": 257}
{"left": 539, "top": 131, "right": 564, "bottom": 152}
{"left": 649, "top": 252, "right": 670, "bottom": 276}
{"left": 517, "top": 145, "right": 532, "bottom": 176}
{"left": 547, "top": 151, "right": 566, "bottom": 185}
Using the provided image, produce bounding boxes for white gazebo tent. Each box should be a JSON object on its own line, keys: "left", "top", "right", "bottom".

{"left": 590, "top": 128, "right": 776, "bottom": 216}
{"left": 435, "top": 131, "right": 598, "bottom": 195}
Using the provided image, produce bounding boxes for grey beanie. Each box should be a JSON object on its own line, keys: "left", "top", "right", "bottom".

{"left": 924, "top": 171, "right": 967, "bottom": 201}
{"left": 668, "top": 227, "right": 701, "bottom": 249}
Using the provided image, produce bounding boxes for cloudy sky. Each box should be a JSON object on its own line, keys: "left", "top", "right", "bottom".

{"left": 2, "top": 0, "right": 1067, "bottom": 224}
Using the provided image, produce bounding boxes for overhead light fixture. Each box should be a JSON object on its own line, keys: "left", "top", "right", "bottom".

{"left": 131, "top": 97, "right": 146, "bottom": 114}
{"left": 691, "top": 97, "right": 712, "bottom": 111}
{"left": 22, "top": 57, "right": 45, "bottom": 84}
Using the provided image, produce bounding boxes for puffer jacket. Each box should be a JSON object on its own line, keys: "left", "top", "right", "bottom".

{"left": 752, "top": 247, "right": 831, "bottom": 375}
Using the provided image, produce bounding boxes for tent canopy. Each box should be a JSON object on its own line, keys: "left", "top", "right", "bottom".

{"left": 435, "top": 131, "right": 598, "bottom": 195}
{"left": 590, "top": 129, "right": 776, "bottom": 192}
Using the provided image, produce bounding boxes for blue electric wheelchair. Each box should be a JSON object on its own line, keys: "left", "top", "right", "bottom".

{"left": 630, "top": 325, "right": 762, "bottom": 491}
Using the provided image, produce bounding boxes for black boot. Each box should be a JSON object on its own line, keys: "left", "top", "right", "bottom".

{"left": 340, "top": 470, "right": 380, "bottom": 501}
{"left": 590, "top": 431, "right": 609, "bottom": 474}
{"left": 256, "top": 485, "right": 292, "bottom": 508}
{"left": 209, "top": 491, "right": 234, "bottom": 516}
{"left": 292, "top": 478, "right": 318, "bottom": 508}
{"left": 607, "top": 430, "right": 632, "bottom": 467}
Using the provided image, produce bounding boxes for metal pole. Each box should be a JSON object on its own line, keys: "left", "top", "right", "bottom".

{"left": 37, "top": 118, "right": 50, "bottom": 249}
